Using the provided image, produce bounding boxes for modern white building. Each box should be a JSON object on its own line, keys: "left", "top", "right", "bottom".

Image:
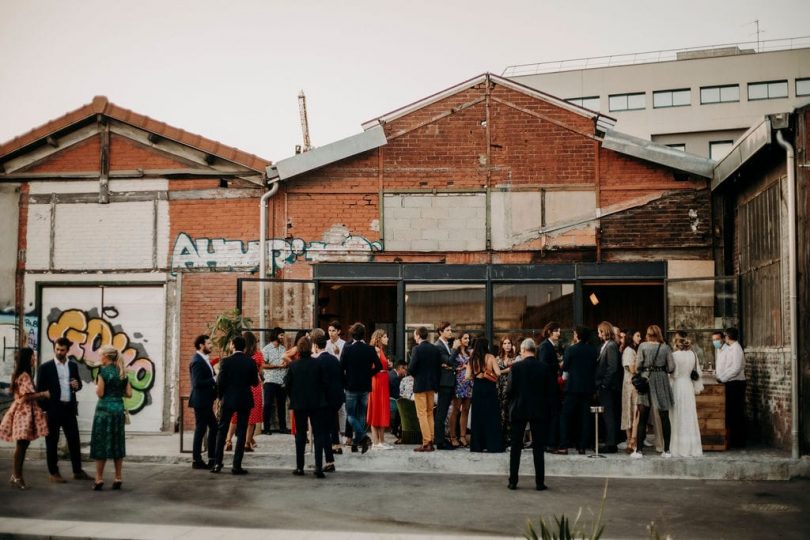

{"left": 504, "top": 37, "right": 810, "bottom": 159}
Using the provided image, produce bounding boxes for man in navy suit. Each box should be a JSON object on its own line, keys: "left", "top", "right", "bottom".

{"left": 37, "top": 337, "right": 91, "bottom": 483}
{"left": 211, "top": 335, "right": 259, "bottom": 475}
{"left": 340, "top": 323, "right": 382, "bottom": 454}
{"left": 556, "top": 326, "right": 598, "bottom": 454}
{"left": 189, "top": 334, "right": 217, "bottom": 470}
{"left": 506, "top": 338, "right": 555, "bottom": 491}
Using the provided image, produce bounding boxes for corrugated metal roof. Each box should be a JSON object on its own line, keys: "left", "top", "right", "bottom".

{"left": 711, "top": 117, "right": 773, "bottom": 191}
{"left": 602, "top": 129, "right": 715, "bottom": 178}
{"left": 267, "top": 125, "right": 386, "bottom": 181}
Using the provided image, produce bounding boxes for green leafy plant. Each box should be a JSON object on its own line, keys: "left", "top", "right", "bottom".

{"left": 207, "top": 308, "right": 252, "bottom": 356}
{"left": 524, "top": 480, "right": 607, "bottom": 540}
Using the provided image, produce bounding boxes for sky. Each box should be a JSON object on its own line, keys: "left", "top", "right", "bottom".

{"left": 1, "top": 0, "right": 809, "bottom": 162}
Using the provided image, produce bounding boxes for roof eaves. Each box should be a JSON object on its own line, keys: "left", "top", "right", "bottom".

{"left": 602, "top": 129, "right": 714, "bottom": 178}
{"left": 711, "top": 117, "right": 773, "bottom": 191}
{"left": 267, "top": 124, "right": 387, "bottom": 181}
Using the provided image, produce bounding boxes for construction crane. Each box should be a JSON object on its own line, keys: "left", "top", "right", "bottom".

{"left": 297, "top": 90, "right": 312, "bottom": 153}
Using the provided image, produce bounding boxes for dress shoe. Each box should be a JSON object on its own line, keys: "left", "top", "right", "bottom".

{"left": 507, "top": 481, "right": 517, "bottom": 490}
{"left": 536, "top": 484, "right": 549, "bottom": 491}
{"left": 577, "top": 449, "right": 587, "bottom": 455}
{"left": 49, "top": 474, "right": 67, "bottom": 484}
{"left": 413, "top": 445, "right": 429, "bottom": 452}
{"left": 73, "top": 470, "right": 92, "bottom": 480}
{"left": 210, "top": 464, "right": 223, "bottom": 474}
{"left": 424, "top": 443, "right": 435, "bottom": 452}
{"left": 323, "top": 463, "right": 336, "bottom": 473}
{"left": 599, "top": 445, "right": 618, "bottom": 454}
{"left": 351, "top": 445, "right": 359, "bottom": 453}
{"left": 278, "top": 428, "right": 291, "bottom": 434}
{"left": 192, "top": 461, "right": 210, "bottom": 470}
{"left": 314, "top": 470, "right": 326, "bottom": 479}
{"left": 292, "top": 469, "right": 305, "bottom": 476}
{"left": 360, "top": 436, "right": 372, "bottom": 454}
{"left": 231, "top": 468, "right": 248, "bottom": 475}
{"left": 436, "top": 443, "right": 456, "bottom": 450}
{"left": 552, "top": 448, "right": 569, "bottom": 455}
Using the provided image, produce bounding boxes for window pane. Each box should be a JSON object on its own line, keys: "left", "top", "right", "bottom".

{"left": 769, "top": 81, "right": 788, "bottom": 98}
{"left": 653, "top": 92, "right": 672, "bottom": 108}
{"left": 720, "top": 85, "right": 739, "bottom": 102}
{"left": 667, "top": 144, "right": 686, "bottom": 152}
{"left": 582, "top": 97, "right": 600, "bottom": 110}
{"left": 710, "top": 141, "right": 733, "bottom": 160}
{"left": 240, "top": 280, "right": 314, "bottom": 331}
{"left": 493, "top": 283, "right": 574, "bottom": 332}
{"left": 404, "top": 283, "right": 485, "bottom": 352}
{"left": 798, "top": 79, "right": 810, "bottom": 97}
{"left": 627, "top": 93, "right": 645, "bottom": 109}
{"left": 748, "top": 83, "right": 767, "bottom": 100}
{"left": 701, "top": 87, "right": 719, "bottom": 103}
{"left": 672, "top": 89, "right": 691, "bottom": 106}
{"left": 609, "top": 95, "right": 627, "bottom": 111}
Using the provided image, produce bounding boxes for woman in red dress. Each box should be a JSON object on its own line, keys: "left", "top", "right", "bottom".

{"left": 367, "top": 329, "right": 391, "bottom": 450}
{"left": 225, "top": 331, "right": 264, "bottom": 451}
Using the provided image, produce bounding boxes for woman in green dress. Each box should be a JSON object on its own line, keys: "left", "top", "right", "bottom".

{"left": 90, "top": 345, "right": 132, "bottom": 490}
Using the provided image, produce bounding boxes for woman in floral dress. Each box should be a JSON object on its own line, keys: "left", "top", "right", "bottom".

{"left": 0, "top": 347, "right": 49, "bottom": 490}
{"left": 448, "top": 332, "right": 472, "bottom": 447}
{"left": 90, "top": 345, "right": 132, "bottom": 490}
{"left": 495, "top": 336, "right": 516, "bottom": 446}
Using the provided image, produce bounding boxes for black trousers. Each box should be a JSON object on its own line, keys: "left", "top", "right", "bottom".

{"left": 637, "top": 404, "right": 671, "bottom": 453}
{"left": 509, "top": 419, "right": 545, "bottom": 487}
{"left": 263, "top": 382, "right": 287, "bottom": 432}
{"left": 192, "top": 405, "right": 217, "bottom": 464}
{"left": 294, "top": 408, "right": 326, "bottom": 472}
{"left": 45, "top": 402, "right": 83, "bottom": 475}
{"left": 434, "top": 388, "right": 454, "bottom": 444}
{"left": 559, "top": 392, "right": 591, "bottom": 450}
{"left": 215, "top": 405, "right": 249, "bottom": 470}
{"left": 598, "top": 388, "right": 620, "bottom": 447}
{"left": 725, "top": 380, "right": 747, "bottom": 448}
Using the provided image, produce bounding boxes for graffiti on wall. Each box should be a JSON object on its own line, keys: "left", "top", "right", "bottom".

{"left": 46, "top": 309, "right": 155, "bottom": 414}
{"left": 171, "top": 225, "right": 383, "bottom": 272}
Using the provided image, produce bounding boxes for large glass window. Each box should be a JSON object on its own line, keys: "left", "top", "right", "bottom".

{"left": 796, "top": 78, "right": 810, "bottom": 97}
{"left": 493, "top": 283, "right": 574, "bottom": 350}
{"left": 404, "top": 283, "right": 485, "bottom": 354}
{"left": 709, "top": 140, "right": 734, "bottom": 160}
{"left": 239, "top": 279, "right": 315, "bottom": 334}
{"left": 748, "top": 80, "right": 788, "bottom": 101}
{"left": 700, "top": 84, "right": 739, "bottom": 104}
{"left": 609, "top": 92, "right": 645, "bottom": 112}
{"left": 653, "top": 89, "right": 690, "bottom": 108}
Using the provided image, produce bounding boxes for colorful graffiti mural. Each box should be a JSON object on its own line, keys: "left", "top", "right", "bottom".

{"left": 171, "top": 226, "right": 383, "bottom": 273}
{"left": 46, "top": 309, "right": 155, "bottom": 414}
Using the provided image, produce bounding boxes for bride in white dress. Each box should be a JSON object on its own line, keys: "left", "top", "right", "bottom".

{"left": 669, "top": 334, "right": 703, "bottom": 457}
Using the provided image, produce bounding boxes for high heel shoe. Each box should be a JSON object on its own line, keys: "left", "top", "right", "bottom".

{"left": 93, "top": 481, "right": 104, "bottom": 491}
{"left": 9, "top": 476, "right": 27, "bottom": 490}
{"left": 225, "top": 441, "right": 233, "bottom": 452}
{"left": 112, "top": 479, "right": 122, "bottom": 490}
{"left": 626, "top": 437, "right": 637, "bottom": 454}
{"left": 459, "top": 435, "right": 469, "bottom": 448}
{"left": 450, "top": 437, "right": 461, "bottom": 448}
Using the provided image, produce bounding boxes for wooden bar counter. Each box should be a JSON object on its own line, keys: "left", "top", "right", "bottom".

{"left": 696, "top": 374, "right": 727, "bottom": 451}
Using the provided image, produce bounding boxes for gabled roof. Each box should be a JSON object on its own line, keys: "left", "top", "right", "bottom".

{"left": 0, "top": 96, "right": 270, "bottom": 172}
{"left": 361, "top": 72, "right": 617, "bottom": 134}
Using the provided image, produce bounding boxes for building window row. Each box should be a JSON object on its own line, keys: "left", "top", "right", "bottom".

{"left": 588, "top": 78, "right": 810, "bottom": 113}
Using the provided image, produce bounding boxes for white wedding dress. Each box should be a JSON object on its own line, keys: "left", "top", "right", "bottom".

{"left": 669, "top": 350, "right": 703, "bottom": 457}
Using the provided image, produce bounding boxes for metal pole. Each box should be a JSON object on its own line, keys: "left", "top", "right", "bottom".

{"left": 259, "top": 179, "right": 281, "bottom": 348}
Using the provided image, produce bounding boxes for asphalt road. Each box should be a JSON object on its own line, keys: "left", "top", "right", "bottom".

{"left": 0, "top": 459, "right": 808, "bottom": 539}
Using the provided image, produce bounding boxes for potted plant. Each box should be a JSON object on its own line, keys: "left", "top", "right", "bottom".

{"left": 207, "top": 308, "right": 252, "bottom": 361}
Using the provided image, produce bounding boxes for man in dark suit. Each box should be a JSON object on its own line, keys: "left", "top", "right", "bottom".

{"left": 595, "top": 321, "right": 622, "bottom": 453}
{"left": 556, "top": 326, "right": 598, "bottom": 454}
{"left": 339, "top": 322, "right": 382, "bottom": 454}
{"left": 37, "top": 337, "right": 91, "bottom": 483}
{"left": 211, "top": 335, "right": 259, "bottom": 475}
{"left": 433, "top": 321, "right": 457, "bottom": 450}
{"left": 537, "top": 321, "right": 562, "bottom": 451}
{"left": 312, "top": 328, "right": 343, "bottom": 472}
{"left": 506, "top": 338, "right": 554, "bottom": 491}
{"left": 189, "top": 334, "right": 217, "bottom": 470}
{"left": 408, "top": 326, "right": 441, "bottom": 452}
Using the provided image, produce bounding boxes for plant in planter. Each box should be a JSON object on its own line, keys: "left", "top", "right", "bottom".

{"left": 207, "top": 308, "right": 253, "bottom": 357}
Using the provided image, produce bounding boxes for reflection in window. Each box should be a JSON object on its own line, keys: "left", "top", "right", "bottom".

{"left": 404, "top": 283, "right": 485, "bottom": 355}
{"left": 493, "top": 283, "right": 574, "bottom": 335}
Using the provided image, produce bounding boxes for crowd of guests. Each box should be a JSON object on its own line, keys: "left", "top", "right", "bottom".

{"left": 0, "top": 317, "right": 745, "bottom": 492}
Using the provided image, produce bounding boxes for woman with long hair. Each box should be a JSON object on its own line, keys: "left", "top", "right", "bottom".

{"left": 669, "top": 333, "right": 703, "bottom": 457}
{"left": 632, "top": 325, "right": 675, "bottom": 459}
{"left": 466, "top": 337, "right": 504, "bottom": 453}
{"left": 448, "top": 332, "right": 472, "bottom": 448}
{"left": 367, "top": 329, "right": 392, "bottom": 449}
{"left": 621, "top": 330, "right": 641, "bottom": 453}
{"left": 496, "top": 335, "right": 516, "bottom": 447}
{"left": 0, "top": 348, "right": 49, "bottom": 489}
{"left": 90, "top": 346, "right": 132, "bottom": 490}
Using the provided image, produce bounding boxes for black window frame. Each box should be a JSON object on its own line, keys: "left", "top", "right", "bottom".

{"left": 700, "top": 84, "right": 740, "bottom": 105}
{"left": 796, "top": 78, "right": 810, "bottom": 97}
{"left": 747, "top": 79, "right": 789, "bottom": 101}
{"left": 652, "top": 88, "right": 691, "bottom": 109}
{"left": 608, "top": 92, "right": 646, "bottom": 112}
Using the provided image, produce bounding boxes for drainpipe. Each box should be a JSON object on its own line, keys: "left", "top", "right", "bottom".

{"left": 775, "top": 129, "right": 799, "bottom": 459}
{"left": 259, "top": 178, "right": 281, "bottom": 348}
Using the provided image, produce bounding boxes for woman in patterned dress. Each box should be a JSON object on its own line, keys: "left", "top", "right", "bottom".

{"left": 448, "top": 332, "right": 472, "bottom": 448}
{"left": 0, "top": 347, "right": 49, "bottom": 490}
{"left": 495, "top": 336, "right": 516, "bottom": 446}
{"left": 90, "top": 346, "right": 132, "bottom": 490}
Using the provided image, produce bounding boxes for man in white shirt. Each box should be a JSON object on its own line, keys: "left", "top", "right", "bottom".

{"left": 261, "top": 327, "right": 289, "bottom": 435}
{"left": 715, "top": 327, "right": 746, "bottom": 448}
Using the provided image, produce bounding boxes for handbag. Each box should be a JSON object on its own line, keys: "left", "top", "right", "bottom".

{"left": 632, "top": 343, "right": 660, "bottom": 395}
{"left": 690, "top": 351, "right": 700, "bottom": 381}
{"left": 482, "top": 367, "right": 498, "bottom": 383}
